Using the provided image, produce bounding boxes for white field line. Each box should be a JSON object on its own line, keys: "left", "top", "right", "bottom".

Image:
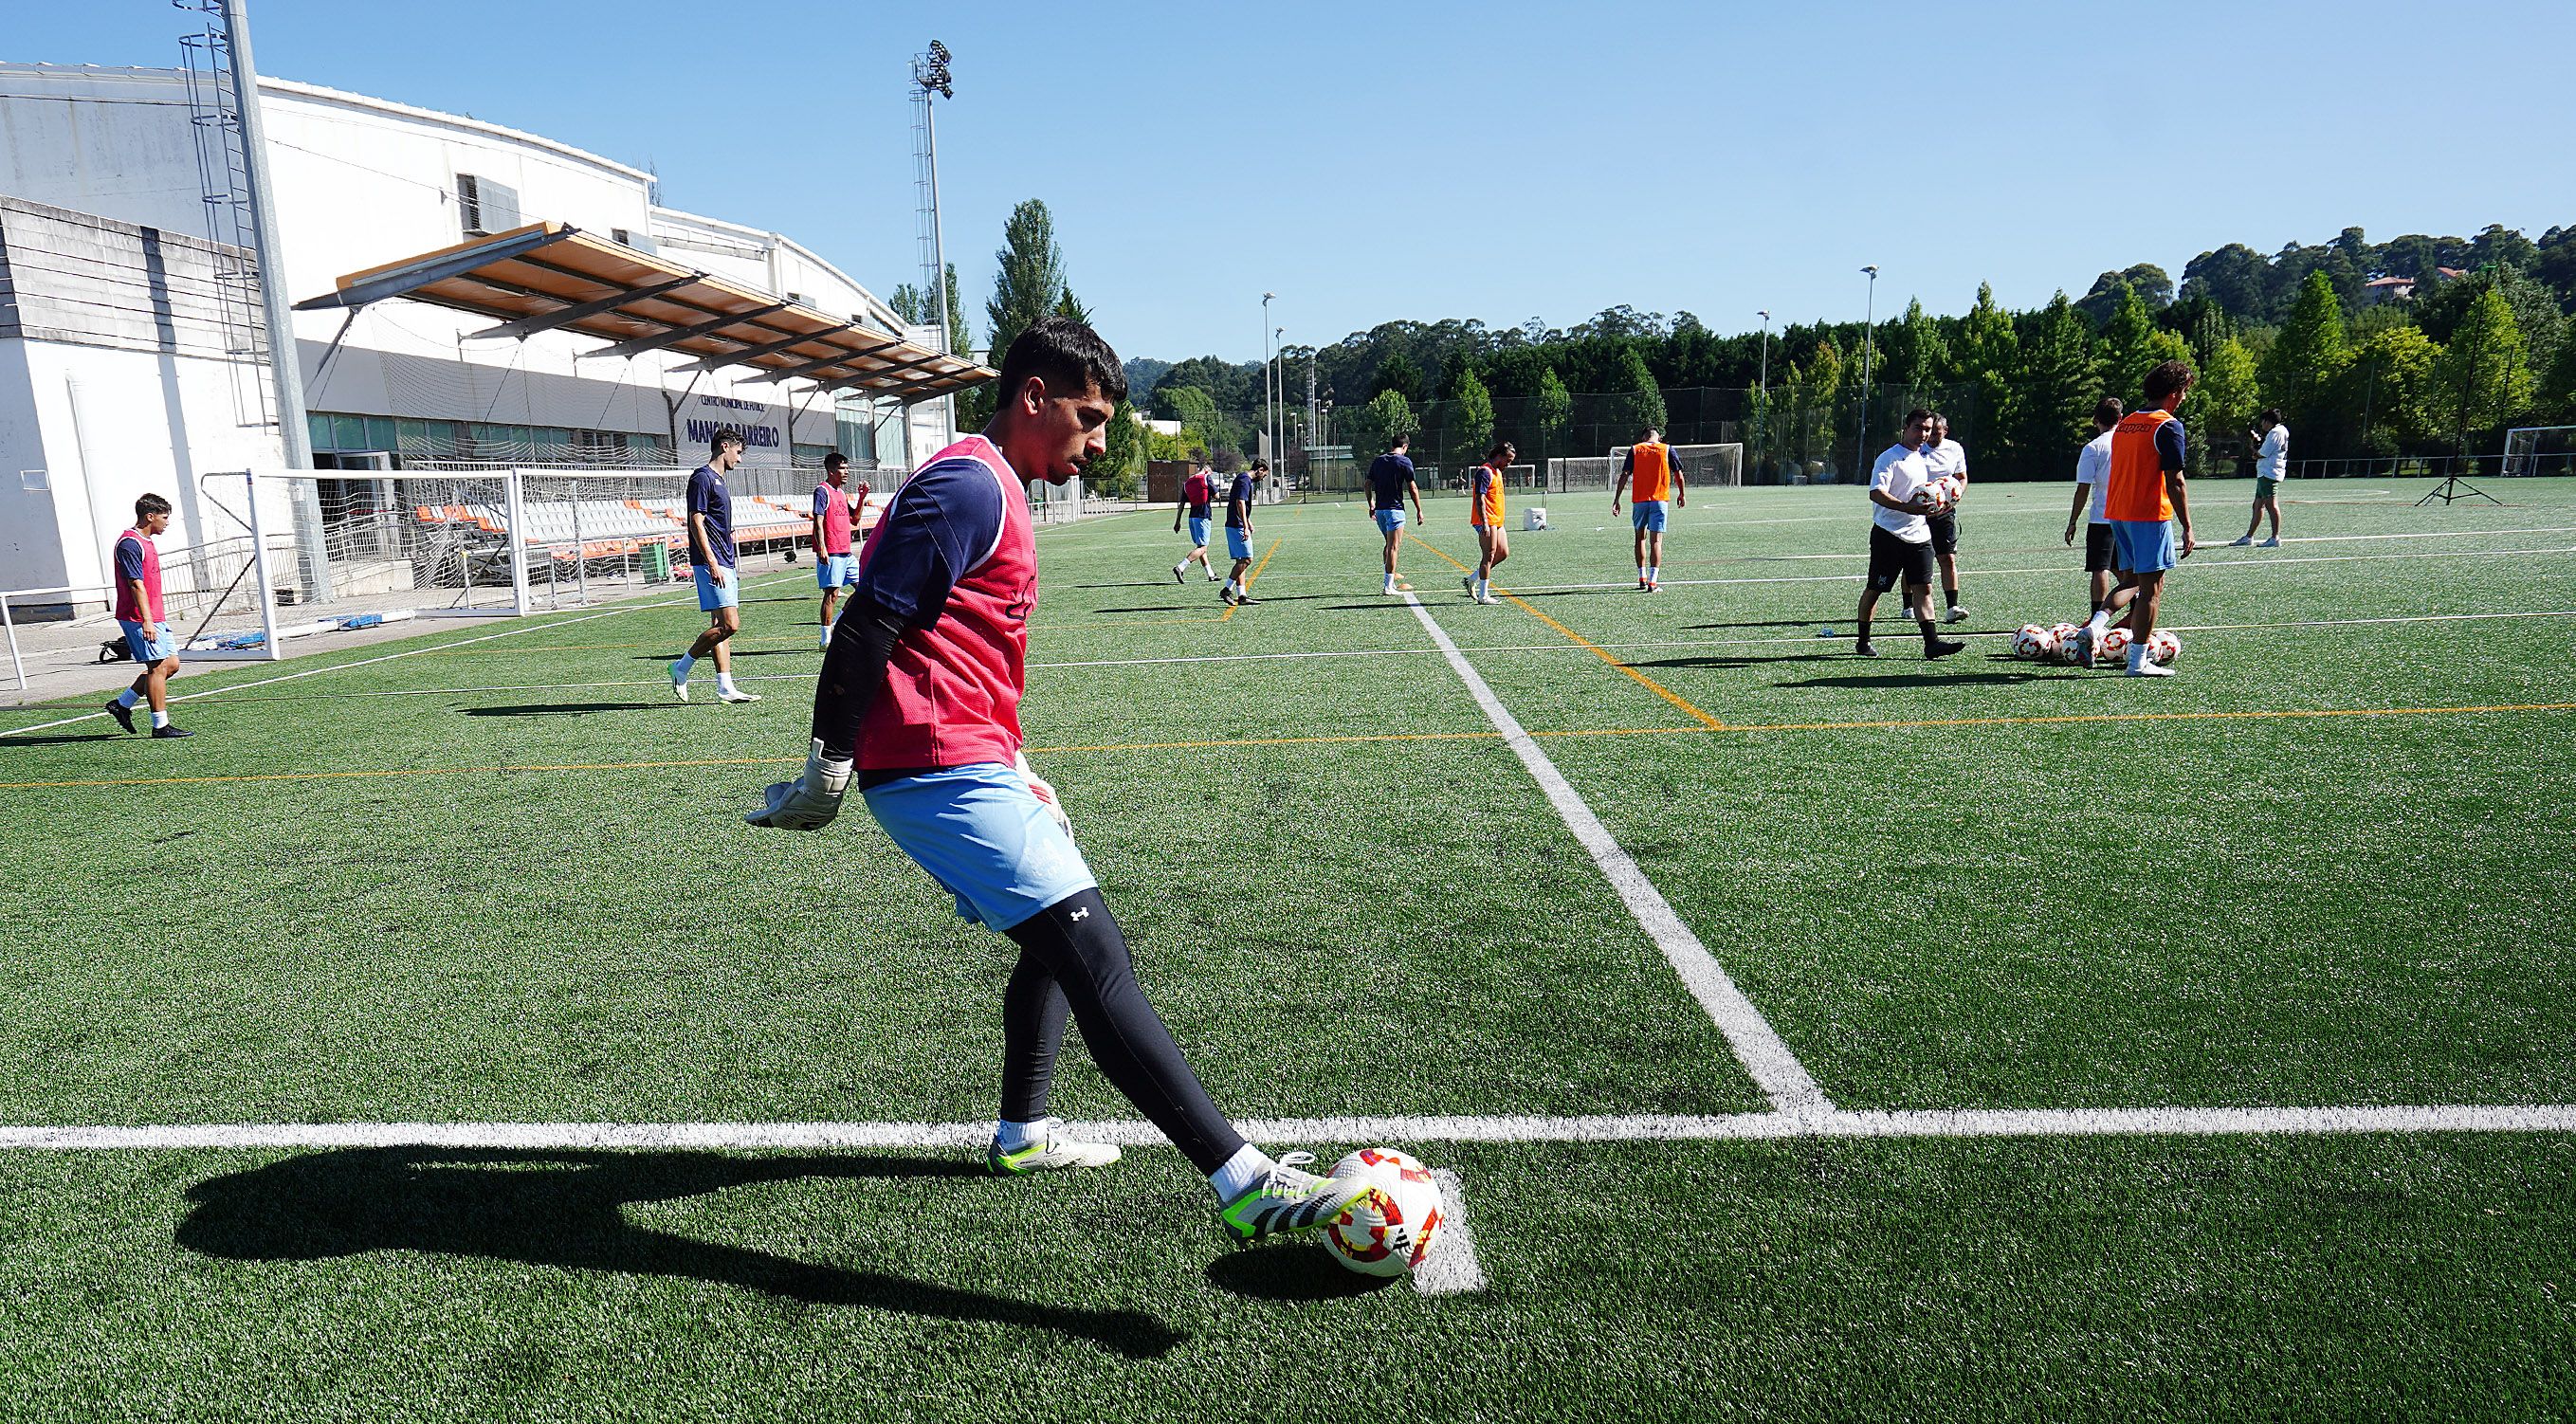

{"left": 1416, "top": 1168, "right": 1487, "bottom": 1296}
{"left": 1487, "top": 543, "right": 2576, "bottom": 594}
{"left": 11, "top": 1103, "right": 2576, "bottom": 1152}
{"left": 0, "top": 571, "right": 806, "bottom": 739}
{"left": 1403, "top": 592, "right": 1831, "bottom": 1114}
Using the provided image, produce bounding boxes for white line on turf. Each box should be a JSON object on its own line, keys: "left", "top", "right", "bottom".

{"left": 0, "top": 573, "right": 803, "bottom": 738}
{"left": 11, "top": 1103, "right": 2575, "bottom": 1152}
{"left": 1416, "top": 1169, "right": 1487, "bottom": 1296}
{"left": 1402, "top": 592, "right": 1832, "bottom": 1115}
{"left": 1484, "top": 543, "right": 2576, "bottom": 594}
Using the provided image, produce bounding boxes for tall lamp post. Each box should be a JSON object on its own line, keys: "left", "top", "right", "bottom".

{"left": 1273, "top": 325, "right": 1285, "bottom": 484}
{"left": 1854, "top": 265, "right": 1879, "bottom": 481}
{"left": 1756, "top": 309, "right": 1771, "bottom": 395}
{"left": 1261, "top": 292, "right": 1275, "bottom": 472}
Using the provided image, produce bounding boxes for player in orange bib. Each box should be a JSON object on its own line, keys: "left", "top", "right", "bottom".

{"left": 1610, "top": 426, "right": 1686, "bottom": 591}
{"left": 1464, "top": 440, "right": 1513, "bottom": 604}
{"left": 2074, "top": 358, "right": 2197, "bottom": 675}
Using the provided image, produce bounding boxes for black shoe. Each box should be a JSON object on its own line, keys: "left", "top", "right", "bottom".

{"left": 1925, "top": 639, "right": 1965, "bottom": 659}
{"left": 1219, "top": 589, "right": 1238, "bottom": 606}
{"left": 1233, "top": 594, "right": 1259, "bottom": 605}
{"left": 151, "top": 723, "right": 195, "bottom": 739}
{"left": 1854, "top": 641, "right": 1880, "bottom": 658}
{"left": 103, "top": 701, "right": 137, "bottom": 734}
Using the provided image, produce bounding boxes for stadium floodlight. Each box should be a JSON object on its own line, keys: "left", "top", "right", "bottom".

{"left": 1855, "top": 267, "right": 1879, "bottom": 481}
{"left": 1756, "top": 310, "right": 1771, "bottom": 395}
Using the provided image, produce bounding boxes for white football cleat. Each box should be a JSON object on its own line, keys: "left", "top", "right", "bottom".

{"left": 745, "top": 739, "right": 852, "bottom": 830}
{"left": 717, "top": 685, "right": 762, "bottom": 703}
{"left": 667, "top": 660, "right": 690, "bottom": 702}
{"left": 988, "top": 1118, "right": 1122, "bottom": 1176}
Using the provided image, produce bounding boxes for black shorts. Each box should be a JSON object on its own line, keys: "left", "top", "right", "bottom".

{"left": 1866, "top": 525, "right": 1936, "bottom": 593}
{"left": 1927, "top": 509, "right": 1960, "bottom": 556}
{"left": 2083, "top": 522, "right": 2115, "bottom": 574}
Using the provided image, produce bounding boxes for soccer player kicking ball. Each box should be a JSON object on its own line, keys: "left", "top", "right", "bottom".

{"left": 1367, "top": 433, "right": 1425, "bottom": 596}
{"left": 1170, "top": 457, "right": 1220, "bottom": 584}
{"left": 1854, "top": 410, "right": 1965, "bottom": 660}
{"left": 2075, "top": 359, "right": 2196, "bottom": 677}
{"left": 1610, "top": 426, "right": 1684, "bottom": 592}
{"left": 1219, "top": 459, "right": 1265, "bottom": 606}
{"left": 1463, "top": 440, "right": 1513, "bottom": 604}
{"left": 745, "top": 318, "right": 1375, "bottom": 1243}
{"left": 813, "top": 453, "right": 869, "bottom": 650}
{"left": 669, "top": 428, "right": 760, "bottom": 703}
{"left": 100, "top": 492, "right": 193, "bottom": 739}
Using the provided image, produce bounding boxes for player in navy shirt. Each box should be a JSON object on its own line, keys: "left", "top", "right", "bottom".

{"left": 669, "top": 429, "right": 758, "bottom": 703}
{"left": 1219, "top": 461, "right": 1263, "bottom": 605}
{"left": 1366, "top": 433, "right": 1426, "bottom": 595}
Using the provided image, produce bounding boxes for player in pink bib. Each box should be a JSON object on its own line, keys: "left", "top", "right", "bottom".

{"left": 745, "top": 319, "right": 1375, "bottom": 1247}
{"left": 102, "top": 492, "right": 193, "bottom": 739}
{"left": 811, "top": 452, "right": 870, "bottom": 650}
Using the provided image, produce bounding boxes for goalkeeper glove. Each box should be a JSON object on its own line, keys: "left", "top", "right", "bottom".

{"left": 1014, "top": 749, "right": 1073, "bottom": 835}
{"left": 746, "top": 739, "right": 853, "bottom": 831}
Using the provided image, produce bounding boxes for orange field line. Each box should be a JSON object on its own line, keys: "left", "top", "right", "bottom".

{"left": 1403, "top": 532, "right": 1726, "bottom": 730}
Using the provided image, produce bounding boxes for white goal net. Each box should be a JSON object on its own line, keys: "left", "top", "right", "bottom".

{"left": 1544, "top": 443, "right": 1744, "bottom": 494}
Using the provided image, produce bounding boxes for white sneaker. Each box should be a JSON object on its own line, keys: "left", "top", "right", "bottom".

{"left": 1945, "top": 606, "right": 1969, "bottom": 623}
{"left": 2127, "top": 648, "right": 2174, "bottom": 677}
{"left": 987, "top": 1118, "right": 1123, "bottom": 1175}
{"left": 1382, "top": 583, "right": 1398, "bottom": 596}
{"left": 2256, "top": 537, "right": 2280, "bottom": 548}
{"left": 2228, "top": 536, "right": 2253, "bottom": 547}
{"left": 667, "top": 660, "right": 690, "bottom": 702}
{"left": 717, "top": 685, "right": 762, "bottom": 703}
{"left": 1462, "top": 574, "right": 1477, "bottom": 598}
{"left": 1476, "top": 590, "right": 1499, "bottom": 605}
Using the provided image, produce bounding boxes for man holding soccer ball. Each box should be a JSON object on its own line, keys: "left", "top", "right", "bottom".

{"left": 1854, "top": 409, "right": 1965, "bottom": 660}
{"left": 745, "top": 318, "right": 1376, "bottom": 1245}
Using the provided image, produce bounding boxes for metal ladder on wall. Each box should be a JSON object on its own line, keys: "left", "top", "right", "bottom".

{"left": 176, "top": 0, "right": 276, "bottom": 439}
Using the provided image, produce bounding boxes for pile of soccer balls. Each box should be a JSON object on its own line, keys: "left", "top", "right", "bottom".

{"left": 2012, "top": 622, "right": 2180, "bottom": 668}
{"left": 1322, "top": 1147, "right": 1448, "bottom": 1278}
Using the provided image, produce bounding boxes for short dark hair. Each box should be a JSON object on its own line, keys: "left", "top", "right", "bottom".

{"left": 1930, "top": 412, "right": 1949, "bottom": 430}
{"left": 2257, "top": 407, "right": 2283, "bottom": 426}
{"left": 2093, "top": 396, "right": 2125, "bottom": 427}
{"left": 1487, "top": 440, "right": 1516, "bottom": 462}
{"left": 2143, "top": 358, "right": 2196, "bottom": 403}
{"left": 1902, "top": 407, "right": 1935, "bottom": 429}
{"left": 1251, "top": 458, "right": 1270, "bottom": 472}
{"left": 994, "top": 316, "right": 1127, "bottom": 407}
{"left": 709, "top": 427, "right": 743, "bottom": 454}
{"left": 823, "top": 451, "right": 848, "bottom": 471}
{"left": 1390, "top": 431, "right": 1409, "bottom": 450}
{"left": 1639, "top": 426, "right": 1660, "bottom": 441}
{"left": 135, "top": 492, "right": 173, "bottom": 521}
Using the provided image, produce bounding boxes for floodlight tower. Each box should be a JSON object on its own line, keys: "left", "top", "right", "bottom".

{"left": 1261, "top": 292, "right": 1275, "bottom": 466}
{"left": 911, "top": 42, "right": 956, "bottom": 437}
{"left": 1854, "top": 266, "right": 1879, "bottom": 480}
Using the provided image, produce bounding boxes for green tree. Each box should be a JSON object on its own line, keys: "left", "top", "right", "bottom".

{"left": 2098, "top": 283, "right": 2162, "bottom": 404}
{"left": 1445, "top": 367, "right": 1496, "bottom": 467}
{"left": 2186, "top": 335, "right": 2259, "bottom": 473}
{"left": 1160, "top": 385, "right": 1243, "bottom": 464}
{"left": 2344, "top": 324, "right": 2442, "bottom": 451}
{"left": 1532, "top": 367, "right": 1572, "bottom": 466}
{"left": 1055, "top": 285, "right": 1092, "bottom": 324}
{"left": 1374, "top": 353, "right": 1425, "bottom": 405}
{"left": 2430, "top": 285, "right": 2536, "bottom": 441}
{"left": 1882, "top": 299, "right": 1951, "bottom": 393}
{"left": 1952, "top": 283, "right": 2022, "bottom": 473}
{"left": 1344, "top": 389, "right": 1418, "bottom": 460}
{"left": 1611, "top": 346, "right": 1667, "bottom": 435}
{"left": 973, "top": 199, "right": 1071, "bottom": 429}
{"left": 2015, "top": 294, "right": 2098, "bottom": 477}
{"left": 888, "top": 264, "right": 972, "bottom": 359}
{"left": 1087, "top": 397, "right": 1145, "bottom": 498}
{"left": 2257, "top": 270, "right": 2351, "bottom": 442}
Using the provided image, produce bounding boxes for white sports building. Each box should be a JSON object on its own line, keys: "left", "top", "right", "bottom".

{"left": 0, "top": 61, "right": 977, "bottom": 615}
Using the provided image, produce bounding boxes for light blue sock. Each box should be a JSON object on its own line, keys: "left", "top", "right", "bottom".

{"left": 114, "top": 688, "right": 141, "bottom": 709}
{"left": 673, "top": 652, "right": 696, "bottom": 678}
{"left": 1209, "top": 1143, "right": 1273, "bottom": 1200}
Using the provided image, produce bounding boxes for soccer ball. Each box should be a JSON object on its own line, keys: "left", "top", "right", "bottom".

{"left": 2147, "top": 630, "right": 2181, "bottom": 666}
{"left": 1920, "top": 476, "right": 1959, "bottom": 512}
{"left": 2050, "top": 621, "right": 2080, "bottom": 644}
{"left": 2096, "top": 626, "right": 2135, "bottom": 666}
{"left": 1322, "top": 1148, "right": 1447, "bottom": 1279}
{"left": 2013, "top": 624, "right": 2058, "bottom": 660}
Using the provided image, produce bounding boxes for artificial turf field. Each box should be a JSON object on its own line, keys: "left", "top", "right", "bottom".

{"left": 4, "top": 475, "right": 2573, "bottom": 1420}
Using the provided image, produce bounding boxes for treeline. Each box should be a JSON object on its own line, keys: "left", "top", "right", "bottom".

{"left": 1141, "top": 221, "right": 2576, "bottom": 481}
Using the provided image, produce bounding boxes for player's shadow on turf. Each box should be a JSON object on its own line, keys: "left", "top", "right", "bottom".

{"left": 1632, "top": 652, "right": 1845, "bottom": 670}
{"left": 459, "top": 702, "right": 680, "bottom": 718}
{"left": 0, "top": 731, "right": 129, "bottom": 745}
{"left": 1779, "top": 669, "right": 2074, "bottom": 688}
{"left": 629, "top": 648, "right": 807, "bottom": 662}
{"left": 1203, "top": 1243, "right": 1393, "bottom": 1301}
{"left": 1681, "top": 619, "right": 1843, "bottom": 631}
{"left": 174, "top": 1147, "right": 1184, "bottom": 1360}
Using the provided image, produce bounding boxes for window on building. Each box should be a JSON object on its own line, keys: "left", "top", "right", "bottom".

{"left": 455, "top": 173, "right": 521, "bottom": 238}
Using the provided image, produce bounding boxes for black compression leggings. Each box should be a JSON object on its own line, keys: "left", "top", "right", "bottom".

{"left": 998, "top": 888, "right": 1246, "bottom": 1176}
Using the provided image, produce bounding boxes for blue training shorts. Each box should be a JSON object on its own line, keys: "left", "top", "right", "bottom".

{"left": 1631, "top": 500, "right": 1669, "bottom": 533}
{"left": 865, "top": 763, "right": 1098, "bottom": 931}
{"left": 816, "top": 554, "right": 859, "bottom": 590}
{"left": 694, "top": 563, "right": 741, "bottom": 611}
{"left": 1226, "top": 525, "right": 1253, "bottom": 560}
{"left": 1374, "top": 508, "right": 1405, "bottom": 537}
{"left": 1186, "top": 516, "right": 1210, "bottom": 547}
{"left": 2109, "top": 518, "right": 2177, "bottom": 574}
{"left": 118, "top": 618, "right": 175, "bottom": 664}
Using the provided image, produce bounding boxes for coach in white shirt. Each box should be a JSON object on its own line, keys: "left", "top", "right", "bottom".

{"left": 1855, "top": 409, "right": 1965, "bottom": 660}
{"left": 2233, "top": 408, "right": 2288, "bottom": 547}
{"left": 2064, "top": 397, "right": 2124, "bottom": 612}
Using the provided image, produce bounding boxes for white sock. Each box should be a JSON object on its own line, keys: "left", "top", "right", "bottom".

{"left": 1209, "top": 1142, "right": 1274, "bottom": 1201}
{"left": 2086, "top": 611, "right": 2112, "bottom": 635}
{"left": 673, "top": 652, "right": 696, "bottom": 678}
{"left": 1647, "top": 565, "right": 1660, "bottom": 582}
{"left": 818, "top": 621, "right": 832, "bottom": 647}
{"left": 150, "top": 709, "right": 169, "bottom": 729}
{"left": 114, "top": 688, "right": 141, "bottom": 709}
{"left": 996, "top": 1118, "right": 1042, "bottom": 1150}
{"left": 718, "top": 672, "right": 740, "bottom": 695}
{"left": 2128, "top": 643, "right": 2147, "bottom": 669}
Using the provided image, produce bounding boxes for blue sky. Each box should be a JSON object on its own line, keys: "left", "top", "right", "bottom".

{"left": 12, "top": 1, "right": 2571, "bottom": 364}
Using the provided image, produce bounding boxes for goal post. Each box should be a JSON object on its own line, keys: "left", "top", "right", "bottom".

{"left": 2501, "top": 427, "right": 2576, "bottom": 478}
{"left": 1544, "top": 443, "right": 1743, "bottom": 494}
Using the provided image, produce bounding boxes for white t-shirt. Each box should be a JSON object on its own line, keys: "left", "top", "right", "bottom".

{"left": 1870, "top": 443, "right": 1933, "bottom": 543}
{"left": 1923, "top": 438, "right": 1967, "bottom": 483}
{"left": 2257, "top": 426, "right": 2289, "bottom": 480}
{"left": 2073, "top": 430, "right": 2114, "bottom": 524}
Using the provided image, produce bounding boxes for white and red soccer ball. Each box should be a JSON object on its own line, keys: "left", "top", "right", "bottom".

{"left": 2146, "top": 629, "right": 2181, "bottom": 666}
{"left": 2095, "top": 626, "right": 2136, "bottom": 666}
{"left": 1920, "top": 475, "right": 1963, "bottom": 512}
{"left": 2012, "top": 624, "right": 2058, "bottom": 660}
{"left": 1322, "top": 1148, "right": 1447, "bottom": 1279}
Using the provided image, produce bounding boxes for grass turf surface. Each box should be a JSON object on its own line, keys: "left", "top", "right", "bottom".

{"left": 3, "top": 476, "right": 2573, "bottom": 1417}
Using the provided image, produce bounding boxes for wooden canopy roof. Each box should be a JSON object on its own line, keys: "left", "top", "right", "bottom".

{"left": 299, "top": 221, "right": 989, "bottom": 401}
